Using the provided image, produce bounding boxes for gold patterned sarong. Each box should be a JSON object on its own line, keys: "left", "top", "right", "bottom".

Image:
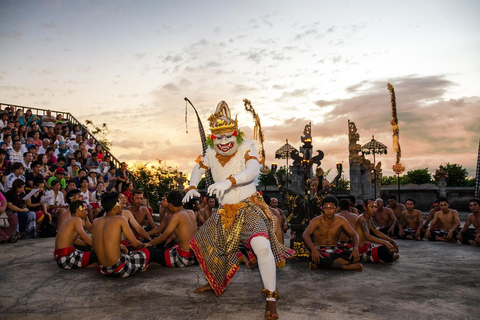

{"left": 190, "top": 192, "right": 295, "bottom": 296}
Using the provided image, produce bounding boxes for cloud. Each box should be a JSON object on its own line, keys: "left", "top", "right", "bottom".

{"left": 279, "top": 89, "right": 308, "bottom": 99}
{"left": 305, "top": 75, "right": 480, "bottom": 175}
{"left": 294, "top": 28, "right": 317, "bottom": 40}
{"left": 133, "top": 53, "right": 146, "bottom": 59}
{"left": 326, "top": 26, "right": 336, "bottom": 33}
{"left": 113, "top": 139, "right": 145, "bottom": 149}
{"left": 41, "top": 21, "right": 57, "bottom": 29}
{"left": 162, "top": 54, "right": 183, "bottom": 63}
{"left": 162, "top": 83, "right": 179, "bottom": 91}
{"left": 0, "top": 31, "right": 22, "bottom": 39}
{"left": 29, "top": 68, "right": 54, "bottom": 76}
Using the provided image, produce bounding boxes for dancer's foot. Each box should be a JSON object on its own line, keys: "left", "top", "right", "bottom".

{"left": 309, "top": 262, "right": 318, "bottom": 270}
{"left": 265, "top": 300, "right": 279, "bottom": 320}
{"left": 246, "top": 261, "right": 258, "bottom": 269}
{"left": 194, "top": 283, "right": 213, "bottom": 293}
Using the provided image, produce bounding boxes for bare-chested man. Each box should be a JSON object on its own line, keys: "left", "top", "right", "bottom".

{"left": 355, "top": 199, "right": 399, "bottom": 263}
{"left": 373, "top": 198, "right": 397, "bottom": 236}
{"left": 387, "top": 195, "right": 405, "bottom": 236}
{"left": 348, "top": 195, "right": 359, "bottom": 214}
{"left": 457, "top": 198, "right": 480, "bottom": 246}
{"left": 185, "top": 197, "right": 206, "bottom": 227}
{"left": 198, "top": 193, "right": 208, "bottom": 211}
{"left": 302, "top": 196, "right": 362, "bottom": 271}
{"left": 54, "top": 200, "right": 97, "bottom": 269}
{"left": 148, "top": 191, "right": 198, "bottom": 267}
{"left": 200, "top": 195, "right": 217, "bottom": 221}
{"left": 92, "top": 192, "right": 154, "bottom": 277}
{"left": 148, "top": 193, "right": 174, "bottom": 240}
{"left": 423, "top": 200, "right": 441, "bottom": 233}
{"left": 118, "top": 193, "right": 152, "bottom": 243}
{"left": 336, "top": 198, "right": 359, "bottom": 250}
{"left": 270, "top": 198, "right": 288, "bottom": 233}
{"left": 129, "top": 190, "right": 156, "bottom": 230}
{"left": 425, "top": 197, "right": 460, "bottom": 242}
{"left": 57, "top": 189, "right": 92, "bottom": 237}
{"left": 268, "top": 197, "right": 287, "bottom": 244}
{"left": 399, "top": 199, "right": 424, "bottom": 240}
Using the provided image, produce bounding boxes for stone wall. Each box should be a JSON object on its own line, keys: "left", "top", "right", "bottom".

{"left": 380, "top": 184, "right": 475, "bottom": 211}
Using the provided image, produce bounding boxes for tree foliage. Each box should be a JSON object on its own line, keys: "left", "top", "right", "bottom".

{"left": 435, "top": 162, "right": 469, "bottom": 187}
{"left": 84, "top": 119, "right": 112, "bottom": 150}
{"left": 405, "top": 168, "right": 432, "bottom": 184}
{"left": 130, "top": 160, "right": 187, "bottom": 212}
{"left": 258, "top": 166, "right": 287, "bottom": 187}
{"left": 381, "top": 175, "right": 410, "bottom": 185}
{"left": 335, "top": 178, "right": 350, "bottom": 192}
{"left": 381, "top": 163, "right": 472, "bottom": 187}
{"left": 381, "top": 168, "right": 432, "bottom": 185}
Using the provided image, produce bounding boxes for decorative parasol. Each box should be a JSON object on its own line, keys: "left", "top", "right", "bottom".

{"left": 361, "top": 135, "right": 388, "bottom": 156}
{"left": 275, "top": 139, "right": 298, "bottom": 188}
{"left": 275, "top": 141, "right": 298, "bottom": 159}
{"left": 361, "top": 135, "right": 387, "bottom": 197}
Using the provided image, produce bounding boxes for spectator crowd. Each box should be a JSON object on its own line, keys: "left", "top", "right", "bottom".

{"left": 0, "top": 105, "right": 132, "bottom": 243}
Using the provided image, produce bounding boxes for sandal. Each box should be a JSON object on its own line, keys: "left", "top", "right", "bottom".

{"left": 8, "top": 236, "right": 18, "bottom": 243}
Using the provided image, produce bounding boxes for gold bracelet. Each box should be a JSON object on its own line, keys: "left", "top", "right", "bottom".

{"left": 184, "top": 185, "right": 198, "bottom": 193}
{"left": 227, "top": 175, "right": 237, "bottom": 187}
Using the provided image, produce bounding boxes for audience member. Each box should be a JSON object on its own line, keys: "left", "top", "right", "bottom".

{"left": 6, "top": 179, "right": 36, "bottom": 238}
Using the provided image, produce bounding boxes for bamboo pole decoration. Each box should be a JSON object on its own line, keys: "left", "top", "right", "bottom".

{"left": 388, "top": 83, "right": 405, "bottom": 175}
{"left": 243, "top": 99, "right": 266, "bottom": 165}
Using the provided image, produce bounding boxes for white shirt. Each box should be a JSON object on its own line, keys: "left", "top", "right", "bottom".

{"left": 4, "top": 173, "right": 25, "bottom": 192}
{"left": 43, "top": 190, "right": 65, "bottom": 207}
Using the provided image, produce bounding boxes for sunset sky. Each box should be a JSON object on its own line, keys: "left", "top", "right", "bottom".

{"left": 1, "top": 0, "right": 479, "bottom": 180}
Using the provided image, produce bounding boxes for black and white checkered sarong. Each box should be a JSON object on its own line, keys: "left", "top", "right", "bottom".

{"left": 54, "top": 246, "right": 93, "bottom": 269}
{"left": 98, "top": 248, "right": 150, "bottom": 277}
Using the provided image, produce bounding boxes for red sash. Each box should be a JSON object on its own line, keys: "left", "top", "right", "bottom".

{"left": 54, "top": 246, "right": 75, "bottom": 259}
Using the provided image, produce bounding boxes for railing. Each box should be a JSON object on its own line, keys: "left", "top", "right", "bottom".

{"left": 0, "top": 102, "right": 135, "bottom": 184}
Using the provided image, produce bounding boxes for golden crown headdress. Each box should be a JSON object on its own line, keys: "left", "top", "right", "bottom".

{"left": 208, "top": 101, "right": 238, "bottom": 135}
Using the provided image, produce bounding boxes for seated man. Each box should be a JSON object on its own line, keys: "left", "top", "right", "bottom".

{"left": 183, "top": 197, "right": 205, "bottom": 228}
{"left": 199, "top": 195, "right": 217, "bottom": 221}
{"left": 302, "top": 196, "right": 362, "bottom": 271}
{"left": 54, "top": 200, "right": 97, "bottom": 269}
{"left": 269, "top": 197, "right": 288, "bottom": 244}
{"left": 118, "top": 193, "right": 152, "bottom": 245}
{"left": 457, "top": 198, "right": 480, "bottom": 246}
{"left": 387, "top": 194, "right": 406, "bottom": 236}
{"left": 336, "top": 198, "right": 359, "bottom": 250}
{"left": 473, "top": 233, "right": 480, "bottom": 247}
{"left": 129, "top": 190, "right": 156, "bottom": 230}
{"left": 57, "top": 189, "right": 87, "bottom": 231}
{"left": 92, "top": 192, "right": 154, "bottom": 277}
{"left": 425, "top": 197, "right": 460, "bottom": 242}
{"left": 348, "top": 195, "right": 359, "bottom": 214}
{"left": 423, "top": 200, "right": 441, "bottom": 231}
{"left": 399, "top": 199, "right": 424, "bottom": 240}
{"left": 147, "top": 193, "right": 174, "bottom": 242}
{"left": 355, "top": 199, "right": 399, "bottom": 263}
{"left": 148, "top": 191, "right": 198, "bottom": 268}
{"left": 373, "top": 198, "right": 397, "bottom": 236}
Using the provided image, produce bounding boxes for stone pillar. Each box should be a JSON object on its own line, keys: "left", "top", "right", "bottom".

{"left": 435, "top": 167, "right": 448, "bottom": 198}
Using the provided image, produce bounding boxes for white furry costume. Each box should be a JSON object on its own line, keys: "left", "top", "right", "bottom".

{"left": 184, "top": 102, "right": 294, "bottom": 298}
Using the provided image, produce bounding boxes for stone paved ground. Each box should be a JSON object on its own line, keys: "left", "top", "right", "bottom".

{"left": 1, "top": 237, "right": 479, "bottom": 320}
